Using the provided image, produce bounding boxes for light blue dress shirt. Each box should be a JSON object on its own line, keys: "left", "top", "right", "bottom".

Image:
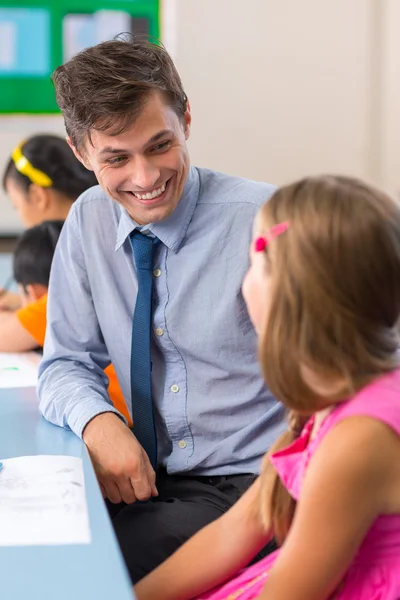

{"left": 38, "top": 166, "right": 285, "bottom": 475}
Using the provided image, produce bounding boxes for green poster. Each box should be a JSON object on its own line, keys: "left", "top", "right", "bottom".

{"left": 0, "top": 0, "right": 159, "bottom": 113}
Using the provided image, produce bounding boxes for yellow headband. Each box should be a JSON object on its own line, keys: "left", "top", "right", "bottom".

{"left": 11, "top": 145, "right": 53, "bottom": 188}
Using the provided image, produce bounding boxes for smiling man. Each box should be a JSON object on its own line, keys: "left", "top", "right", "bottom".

{"left": 38, "top": 37, "right": 284, "bottom": 582}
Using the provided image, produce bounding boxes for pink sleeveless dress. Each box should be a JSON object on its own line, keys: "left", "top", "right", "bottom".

{"left": 199, "top": 369, "right": 400, "bottom": 599}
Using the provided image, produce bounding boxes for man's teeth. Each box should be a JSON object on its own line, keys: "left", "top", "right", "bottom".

{"left": 133, "top": 182, "right": 166, "bottom": 200}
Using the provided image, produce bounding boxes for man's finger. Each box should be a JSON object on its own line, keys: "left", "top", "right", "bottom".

{"left": 105, "top": 480, "right": 123, "bottom": 504}
{"left": 130, "top": 474, "right": 152, "bottom": 501}
{"left": 130, "top": 454, "right": 153, "bottom": 501}
{"left": 117, "top": 477, "right": 137, "bottom": 505}
{"left": 143, "top": 451, "right": 158, "bottom": 497}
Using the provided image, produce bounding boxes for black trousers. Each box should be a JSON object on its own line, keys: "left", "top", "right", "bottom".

{"left": 107, "top": 468, "right": 276, "bottom": 583}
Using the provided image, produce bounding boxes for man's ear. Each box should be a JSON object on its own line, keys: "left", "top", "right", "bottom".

{"left": 183, "top": 99, "right": 192, "bottom": 140}
{"left": 66, "top": 136, "right": 93, "bottom": 171}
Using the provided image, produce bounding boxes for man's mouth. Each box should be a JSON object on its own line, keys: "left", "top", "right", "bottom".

{"left": 132, "top": 182, "right": 167, "bottom": 201}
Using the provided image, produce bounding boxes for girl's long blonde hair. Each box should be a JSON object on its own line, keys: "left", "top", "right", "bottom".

{"left": 256, "top": 175, "right": 400, "bottom": 543}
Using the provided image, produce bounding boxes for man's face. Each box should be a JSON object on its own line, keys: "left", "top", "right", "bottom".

{"left": 72, "top": 92, "right": 191, "bottom": 225}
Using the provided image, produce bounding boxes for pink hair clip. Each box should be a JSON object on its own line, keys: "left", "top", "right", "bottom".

{"left": 255, "top": 221, "right": 289, "bottom": 252}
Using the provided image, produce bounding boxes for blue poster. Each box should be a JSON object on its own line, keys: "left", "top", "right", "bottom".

{"left": 0, "top": 8, "right": 50, "bottom": 76}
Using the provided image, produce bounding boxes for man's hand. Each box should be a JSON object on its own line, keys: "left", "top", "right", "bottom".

{"left": 83, "top": 412, "right": 158, "bottom": 504}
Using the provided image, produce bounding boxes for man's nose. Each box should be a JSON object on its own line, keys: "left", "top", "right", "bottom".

{"left": 131, "top": 157, "right": 161, "bottom": 191}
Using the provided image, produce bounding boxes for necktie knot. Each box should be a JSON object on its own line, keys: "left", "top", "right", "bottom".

{"left": 130, "top": 231, "right": 158, "bottom": 271}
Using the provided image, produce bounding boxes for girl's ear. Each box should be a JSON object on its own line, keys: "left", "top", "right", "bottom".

{"left": 27, "top": 183, "right": 51, "bottom": 213}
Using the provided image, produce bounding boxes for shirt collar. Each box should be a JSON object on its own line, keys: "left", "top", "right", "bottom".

{"left": 115, "top": 166, "right": 200, "bottom": 252}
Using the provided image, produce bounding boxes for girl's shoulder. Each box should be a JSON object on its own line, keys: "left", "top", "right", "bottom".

{"left": 318, "top": 368, "right": 400, "bottom": 440}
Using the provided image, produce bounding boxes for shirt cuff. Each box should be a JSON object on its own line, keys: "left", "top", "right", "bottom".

{"left": 68, "top": 400, "right": 128, "bottom": 439}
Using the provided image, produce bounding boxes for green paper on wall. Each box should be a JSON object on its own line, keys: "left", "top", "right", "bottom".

{"left": 0, "top": 0, "right": 159, "bottom": 114}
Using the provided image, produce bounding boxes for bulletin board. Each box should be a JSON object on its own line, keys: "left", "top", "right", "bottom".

{"left": 0, "top": 0, "right": 160, "bottom": 113}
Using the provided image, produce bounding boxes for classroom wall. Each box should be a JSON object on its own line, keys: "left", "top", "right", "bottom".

{"left": 0, "top": 0, "right": 399, "bottom": 234}
{"left": 176, "top": 0, "right": 374, "bottom": 184}
{"left": 381, "top": 0, "right": 400, "bottom": 202}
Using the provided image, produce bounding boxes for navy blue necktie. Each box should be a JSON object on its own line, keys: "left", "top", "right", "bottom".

{"left": 130, "top": 231, "right": 159, "bottom": 468}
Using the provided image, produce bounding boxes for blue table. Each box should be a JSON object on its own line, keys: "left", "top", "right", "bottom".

{"left": 0, "top": 387, "right": 134, "bottom": 600}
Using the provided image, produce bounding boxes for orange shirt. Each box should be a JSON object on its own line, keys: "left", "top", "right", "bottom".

{"left": 16, "top": 294, "right": 132, "bottom": 426}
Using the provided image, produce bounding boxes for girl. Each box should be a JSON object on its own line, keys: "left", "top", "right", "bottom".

{"left": 3, "top": 133, "right": 97, "bottom": 228}
{"left": 0, "top": 133, "right": 97, "bottom": 310}
{"left": 135, "top": 175, "right": 400, "bottom": 599}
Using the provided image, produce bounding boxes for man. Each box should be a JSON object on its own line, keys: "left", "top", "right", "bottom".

{"left": 38, "top": 37, "right": 284, "bottom": 582}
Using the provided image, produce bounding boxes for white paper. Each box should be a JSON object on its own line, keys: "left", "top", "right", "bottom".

{"left": 63, "top": 10, "right": 132, "bottom": 63}
{"left": 0, "top": 22, "right": 16, "bottom": 69}
{"left": 0, "top": 455, "right": 91, "bottom": 546}
{"left": 0, "top": 352, "right": 39, "bottom": 388}
{"left": 95, "top": 10, "right": 132, "bottom": 43}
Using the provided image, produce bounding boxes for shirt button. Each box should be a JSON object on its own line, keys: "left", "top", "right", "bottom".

{"left": 153, "top": 268, "right": 162, "bottom": 278}
{"left": 178, "top": 440, "right": 187, "bottom": 449}
{"left": 171, "top": 384, "right": 179, "bottom": 393}
{"left": 155, "top": 327, "right": 164, "bottom": 336}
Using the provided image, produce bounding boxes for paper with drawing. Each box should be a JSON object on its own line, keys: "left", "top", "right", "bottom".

{"left": 0, "top": 455, "right": 91, "bottom": 546}
{"left": 0, "top": 352, "right": 39, "bottom": 388}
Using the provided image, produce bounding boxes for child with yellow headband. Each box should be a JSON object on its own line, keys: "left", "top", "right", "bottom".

{"left": 3, "top": 133, "right": 96, "bottom": 228}
{"left": 0, "top": 134, "right": 131, "bottom": 424}
{"left": 1, "top": 134, "right": 97, "bottom": 309}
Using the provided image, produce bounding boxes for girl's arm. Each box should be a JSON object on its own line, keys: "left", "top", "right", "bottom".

{"left": 0, "top": 290, "right": 22, "bottom": 311}
{"left": 135, "top": 477, "right": 272, "bottom": 600}
{"left": 0, "top": 311, "right": 39, "bottom": 352}
{"left": 259, "top": 415, "right": 396, "bottom": 600}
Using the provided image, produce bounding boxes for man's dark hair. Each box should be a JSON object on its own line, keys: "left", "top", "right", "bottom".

{"left": 52, "top": 36, "right": 187, "bottom": 149}
{"left": 13, "top": 220, "right": 64, "bottom": 288}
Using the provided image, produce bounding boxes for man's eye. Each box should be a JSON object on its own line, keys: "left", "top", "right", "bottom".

{"left": 152, "top": 141, "right": 171, "bottom": 152}
{"left": 108, "top": 156, "right": 126, "bottom": 165}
